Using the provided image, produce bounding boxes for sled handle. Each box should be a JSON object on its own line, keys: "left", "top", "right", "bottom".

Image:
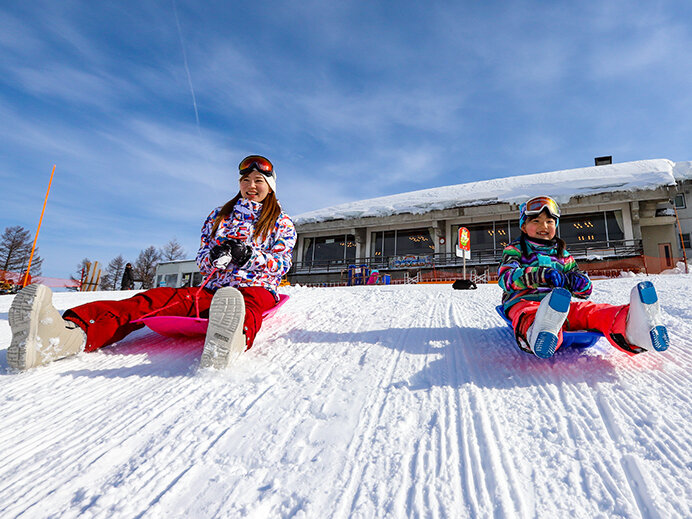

{"left": 194, "top": 267, "right": 218, "bottom": 318}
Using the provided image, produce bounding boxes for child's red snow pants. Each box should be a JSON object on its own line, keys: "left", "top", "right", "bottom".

{"left": 63, "top": 286, "right": 277, "bottom": 352}
{"left": 507, "top": 300, "right": 633, "bottom": 354}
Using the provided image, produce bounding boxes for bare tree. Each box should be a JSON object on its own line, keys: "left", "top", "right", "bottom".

{"left": 100, "top": 255, "right": 127, "bottom": 291}
{"left": 160, "top": 238, "right": 186, "bottom": 261}
{"left": 68, "top": 258, "right": 92, "bottom": 291}
{"left": 0, "top": 226, "right": 43, "bottom": 276}
{"left": 134, "top": 246, "right": 161, "bottom": 289}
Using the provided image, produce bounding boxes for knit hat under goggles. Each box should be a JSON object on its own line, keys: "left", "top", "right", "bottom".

{"left": 239, "top": 155, "right": 277, "bottom": 193}
{"left": 519, "top": 196, "right": 561, "bottom": 228}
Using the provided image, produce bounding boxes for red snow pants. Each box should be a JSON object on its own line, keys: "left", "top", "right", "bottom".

{"left": 63, "top": 286, "right": 277, "bottom": 353}
{"left": 507, "top": 299, "right": 634, "bottom": 355}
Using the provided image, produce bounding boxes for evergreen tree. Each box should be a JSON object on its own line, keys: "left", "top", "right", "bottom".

{"left": 160, "top": 238, "right": 186, "bottom": 262}
{"left": 134, "top": 246, "right": 161, "bottom": 289}
{"left": 0, "top": 226, "right": 43, "bottom": 276}
{"left": 100, "top": 255, "right": 127, "bottom": 291}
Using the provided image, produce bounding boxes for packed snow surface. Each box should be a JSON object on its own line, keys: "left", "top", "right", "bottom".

{"left": 294, "top": 159, "right": 679, "bottom": 224}
{"left": 1, "top": 275, "right": 691, "bottom": 518}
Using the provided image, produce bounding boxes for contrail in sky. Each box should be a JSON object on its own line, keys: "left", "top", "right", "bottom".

{"left": 172, "top": 0, "right": 201, "bottom": 135}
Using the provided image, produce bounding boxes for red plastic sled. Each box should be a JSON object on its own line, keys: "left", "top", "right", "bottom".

{"left": 134, "top": 294, "right": 289, "bottom": 338}
{"left": 495, "top": 305, "right": 602, "bottom": 349}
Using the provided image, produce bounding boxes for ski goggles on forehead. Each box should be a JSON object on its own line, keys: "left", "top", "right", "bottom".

{"left": 522, "top": 196, "right": 561, "bottom": 218}
{"left": 239, "top": 155, "right": 274, "bottom": 176}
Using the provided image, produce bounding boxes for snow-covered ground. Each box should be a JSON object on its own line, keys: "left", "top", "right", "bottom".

{"left": 1, "top": 276, "right": 690, "bottom": 519}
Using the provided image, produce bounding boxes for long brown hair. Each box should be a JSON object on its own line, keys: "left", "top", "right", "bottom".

{"left": 211, "top": 190, "right": 282, "bottom": 242}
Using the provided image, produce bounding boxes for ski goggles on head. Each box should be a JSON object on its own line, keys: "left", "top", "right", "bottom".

{"left": 521, "top": 196, "right": 561, "bottom": 219}
{"left": 239, "top": 155, "right": 274, "bottom": 177}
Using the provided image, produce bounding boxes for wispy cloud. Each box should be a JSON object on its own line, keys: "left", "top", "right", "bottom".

{"left": 1, "top": 1, "right": 691, "bottom": 277}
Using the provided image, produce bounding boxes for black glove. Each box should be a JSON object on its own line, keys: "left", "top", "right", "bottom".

{"left": 209, "top": 239, "right": 252, "bottom": 269}
{"left": 565, "top": 270, "right": 590, "bottom": 292}
{"left": 540, "top": 267, "right": 566, "bottom": 288}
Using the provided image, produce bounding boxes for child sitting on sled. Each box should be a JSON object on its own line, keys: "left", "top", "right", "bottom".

{"left": 498, "top": 196, "right": 670, "bottom": 358}
{"left": 8, "top": 155, "right": 296, "bottom": 371}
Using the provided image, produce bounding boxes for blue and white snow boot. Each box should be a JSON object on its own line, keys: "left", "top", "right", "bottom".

{"left": 527, "top": 288, "right": 571, "bottom": 359}
{"left": 625, "top": 281, "right": 669, "bottom": 352}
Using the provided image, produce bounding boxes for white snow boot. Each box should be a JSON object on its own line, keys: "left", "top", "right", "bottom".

{"left": 625, "top": 281, "right": 669, "bottom": 352}
{"left": 200, "top": 287, "right": 246, "bottom": 369}
{"left": 8, "top": 284, "right": 86, "bottom": 370}
{"left": 526, "top": 288, "right": 571, "bottom": 359}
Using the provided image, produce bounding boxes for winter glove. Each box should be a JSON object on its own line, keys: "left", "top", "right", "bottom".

{"left": 209, "top": 239, "right": 253, "bottom": 269}
{"left": 565, "top": 270, "right": 590, "bottom": 293}
{"left": 541, "top": 267, "right": 566, "bottom": 288}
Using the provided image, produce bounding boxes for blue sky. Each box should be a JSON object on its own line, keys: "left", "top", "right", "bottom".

{"left": 1, "top": 1, "right": 691, "bottom": 278}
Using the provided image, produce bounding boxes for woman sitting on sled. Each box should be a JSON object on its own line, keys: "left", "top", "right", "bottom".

{"left": 8, "top": 155, "right": 296, "bottom": 370}
{"left": 498, "top": 196, "right": 670, "bottom": 358}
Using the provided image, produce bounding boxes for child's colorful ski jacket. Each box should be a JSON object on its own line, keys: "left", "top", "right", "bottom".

{"left": 498, "top": 234, "right": 592, "bottom": 312}
{"left": 196, "top": 198, "right": 296, "bottom": 298}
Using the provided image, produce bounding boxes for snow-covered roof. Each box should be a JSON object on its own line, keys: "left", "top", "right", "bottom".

{"left": 294, "top": 159, "right": 679, "bottom": 225}
{"left": 673, "top": 161, "right": 692, "bottom": 181}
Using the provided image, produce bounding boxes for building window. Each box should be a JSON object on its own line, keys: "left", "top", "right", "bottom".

{"left": 605, "top": 211, "right": 625, "bottom": 241}
{"left": 395, "top": 229, "right": 435, "bottom": 256}
{"left": 303, "top": 235, "right": 356, "bottom": 265}
{"left": 371, "top": 230, "right": 395, "bottom": 257}
{"left": 371, "top": 228, "right": 433, "bottom": 257}
{"left": 674, "top": 193, "right": 686, "bottom": 209}
{"left": 452, "top": 222, "right": 511, "bottom": 252}
{"left": 679, "top": 232, "right": 691, "bottom": 250}
{"left": 559, "top": 210, "right": 624, "bottom": 245}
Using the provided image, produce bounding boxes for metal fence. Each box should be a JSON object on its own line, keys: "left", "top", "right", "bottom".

{"left": 290, "top": 239, "right": 644, "bottom": 275}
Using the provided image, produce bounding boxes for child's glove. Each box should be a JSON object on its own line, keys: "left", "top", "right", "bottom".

{"left": 209, "top": 239, "right": 253, "bottom": 269}
{"left": 566, "top": 271, "right": 590, "bottom": 292}
{"left": 542, "top": 267, "right": 566, "bottom": 288}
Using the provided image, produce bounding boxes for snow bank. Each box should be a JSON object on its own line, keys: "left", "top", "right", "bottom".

{"left": 1, "top": 276, "right": 691, "bottom": 517}
{"left": 295, "top": 159, "right": 678, "bottom": 224}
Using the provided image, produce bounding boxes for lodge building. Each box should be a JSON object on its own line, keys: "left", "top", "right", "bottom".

{"left": 154, "top": 158, "right": 692, "bottom": 288}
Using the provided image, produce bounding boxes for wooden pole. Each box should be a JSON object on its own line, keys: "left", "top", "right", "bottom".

{"left": 86, "top": 261, "right": 99, "bottom": 291}
{"left": 23, "top": 164, "right": 57, "bottom": 287}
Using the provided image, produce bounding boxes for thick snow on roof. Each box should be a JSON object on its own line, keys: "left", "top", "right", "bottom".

{"left": 295, "top": 159, "right": 679, "bottom": 225}
{"left": 673, "top": 161, "right": 692, "bottom": 181}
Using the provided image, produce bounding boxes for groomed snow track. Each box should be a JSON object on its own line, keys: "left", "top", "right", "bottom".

{"left": 1, "top": 276, "right": 690, "bottom": 518}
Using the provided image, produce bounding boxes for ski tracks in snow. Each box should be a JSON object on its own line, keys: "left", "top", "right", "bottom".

{"left": 0, "top": 277, "right": 691, "bottom": 518}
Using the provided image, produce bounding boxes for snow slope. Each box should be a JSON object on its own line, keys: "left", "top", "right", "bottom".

{"left": 1, "top": 276, "right": 690, "bottom": 519}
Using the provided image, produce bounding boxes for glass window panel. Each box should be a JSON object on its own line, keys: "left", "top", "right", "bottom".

{"left": 371, "top": 232, "right": 383, "bottom": 257}
{"left": 395, "top": 228, "right": 435, "bottom": 256}
{"left": 508, "top": 220, "right": 521, "bottom": 242}
{"left": 674, "top": 193, "right": 686, "bottom": 209}
{"left": 303, "top": 238, "right": 314, "bottom": 264}
{"left": 345, "top": 235, "right": 356, "bottom": 260}
{"left": 494, "top": 221, "right": 510, "bottom": 250}
{"left": 383, "top": 231, "right": 395, "bottom": 257}
{"left": 605, "top": 210, "right": 624, "bottom": 241}
{"left": 467, "top": 223, "right": 495, "bottom": 250}
{"left": 314, "top": 236, "right": 346, "bottom": 262}
{"left": 192, "top": 272, "right": 203, "bottom": 286}
{"left": 559, "top": 213, "right": 607, "bottom": 245}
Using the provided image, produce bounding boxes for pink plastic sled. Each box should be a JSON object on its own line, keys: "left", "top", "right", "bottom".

{"left": 133, "top": 294, "right": 289, "bottom": 338}
{"left": 132, "top": 267, "right": 289, "bottom": 338}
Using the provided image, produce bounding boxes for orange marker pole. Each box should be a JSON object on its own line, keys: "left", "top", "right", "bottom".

{"left": 23, "top": 164, "right": 56, "bottom": 287}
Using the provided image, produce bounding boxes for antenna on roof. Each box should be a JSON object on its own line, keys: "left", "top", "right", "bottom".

{"left": 594, "top": 156, "right": 612, "bottom": 166}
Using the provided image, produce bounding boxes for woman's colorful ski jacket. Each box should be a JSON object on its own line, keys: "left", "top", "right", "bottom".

{"left": 196, "top": 198, "right": 296, "bottom": 298}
